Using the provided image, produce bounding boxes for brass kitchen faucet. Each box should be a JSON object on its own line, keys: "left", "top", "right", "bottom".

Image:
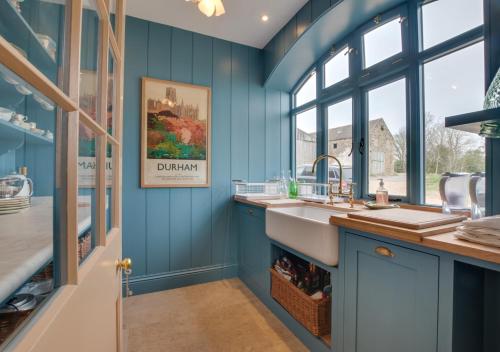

{"left": 311, "top": 154, "right": 355, "bottom": 208}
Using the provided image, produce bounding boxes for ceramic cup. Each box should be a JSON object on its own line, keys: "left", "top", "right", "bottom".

{"left": 10, "top": 114, "right": 27, "bottom": 125}
{"left": 44, "top": 130, "right": 53, "bottom": 139}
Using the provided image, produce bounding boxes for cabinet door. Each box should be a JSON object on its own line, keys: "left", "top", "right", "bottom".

{"left": 236, "top": 205, "right": 270, "bottom": 298}
{"left": 344, "top": 234, "right": 439, "bottom": 352}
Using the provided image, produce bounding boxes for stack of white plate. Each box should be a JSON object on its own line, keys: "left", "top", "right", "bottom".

{"left": 0, "top": 196, "right": 30, "bottom": 215}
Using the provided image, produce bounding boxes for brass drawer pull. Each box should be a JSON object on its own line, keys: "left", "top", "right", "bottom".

{"left": 375, "top": 246, "right": 395, "bottom": 258}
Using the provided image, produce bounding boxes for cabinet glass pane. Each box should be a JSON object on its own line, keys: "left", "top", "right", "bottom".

{"left": 0, "top": 65, "right": 59, "bottom": 347}
{"left": 423, "top": 42, "right": 485, "bottom": 206}
{"left": 363, "top": 18, "right": 402, "bottom": 68}
{"left": 295, "top": 107, "right": 317, "bottom": 182}
{"left": 324, "top": 47, "right": 349, "bottom": 88}
{"left": 105, "top": 142, "right": 113, "bottom": 234}
{"left": 367, "top": 78, "right": 407, "bottom": 196}
{"left": 78, "top": 123, "right": 97, "bottom": 264}
{"left": 80, "top": 1, "right": 100, "bottom": 119}
{"left": 107, "top": 48, "right": 116, "bottom": 135}
{"left": 295, "top": 72, "right": 316, "bottom": 107}
{"left": 421, "top": 0, "right": 483, "bottom": 50}
{"left": 327, "top": 98, "right": 353, "bottom": 186}
{"left": 0, "top": 0, "right": 68, "bottom": 87}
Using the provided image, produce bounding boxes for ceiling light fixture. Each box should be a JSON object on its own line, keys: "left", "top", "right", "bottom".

{"left": 186, "top": 0, "right": 225, "bottom": 17}
{"left": 261, "top": 15, "right": 269, "bottom": 22}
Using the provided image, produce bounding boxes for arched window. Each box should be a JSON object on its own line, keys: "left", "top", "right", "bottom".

{"left": 292, "top": 0, "right": 485, "bottom": 205}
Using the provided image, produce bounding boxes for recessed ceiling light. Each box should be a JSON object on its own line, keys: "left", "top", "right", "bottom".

{"left": 261, "top": 15, "right": 269, "bottom": 22}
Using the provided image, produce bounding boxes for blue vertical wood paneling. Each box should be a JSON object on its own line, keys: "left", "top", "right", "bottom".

{"left": 145, "top": 22, "right": 172, "bottom": 275}
{"left": 249, "top": 49, "right": 266, "bottom": 182}
{"left": 265, "top": 90, "right": 282, "bottom": 180}
{"left": 230, "top": 44, "right": 249, "bottom": 182}
{"left": 211, "top": 39, "right": 232, "bottom": 265}
{"left": 121, "top": 16, "right": 290, "bottom": 289}
{"left": 191, "top": 33, "right": 213, "bottom": 268}
{"left": 169, "top": 28, "right": 193, "bottom": 271}
{"left": 123, "top": 16, "right": 148, "bottom": 277}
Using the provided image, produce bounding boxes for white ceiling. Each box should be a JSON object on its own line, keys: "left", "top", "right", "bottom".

{"left": 126, "top": 0, "right": 308, "bottom": 49}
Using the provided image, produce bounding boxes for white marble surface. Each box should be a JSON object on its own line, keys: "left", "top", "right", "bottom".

{"left": 0, "top": 197, "right": 92, "bottom": 303}
{"left": 0, "top": 197, "right": 53, "bottom": 303}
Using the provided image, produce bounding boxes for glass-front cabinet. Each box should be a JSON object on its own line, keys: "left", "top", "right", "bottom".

{"left": 0, "top": 0, "right": 124, "bottom": 347}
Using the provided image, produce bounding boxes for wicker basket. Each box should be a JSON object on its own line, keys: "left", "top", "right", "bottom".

{"left": 270, "top": 268, "right": 331, "bottom": 336}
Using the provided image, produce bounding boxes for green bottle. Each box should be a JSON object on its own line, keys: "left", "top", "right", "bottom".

{"left": 288, "top": 170, "right": 298, "bottom": 199}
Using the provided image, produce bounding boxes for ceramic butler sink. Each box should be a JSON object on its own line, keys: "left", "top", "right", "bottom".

{"left": 265, "top": 206, "right": 341, "bottom": 266}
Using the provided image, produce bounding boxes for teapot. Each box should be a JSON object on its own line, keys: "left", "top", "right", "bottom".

{"left": 0, "top": 173, "right": 33, "bottom": 198}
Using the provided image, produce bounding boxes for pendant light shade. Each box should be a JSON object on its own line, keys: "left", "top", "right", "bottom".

{"left": 197, "top": 0, "right": 215, "bottom": 17}
{"left": 188, "top": 0, "right": 225, "bottom": 17}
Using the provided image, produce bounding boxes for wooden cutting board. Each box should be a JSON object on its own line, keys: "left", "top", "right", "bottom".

{"left": 347, "top": 208, "right": 467, "bottom": 230}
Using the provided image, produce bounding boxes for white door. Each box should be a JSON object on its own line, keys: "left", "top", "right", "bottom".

{"left": 0, "top": 0, "right": 127, "bottom": 351}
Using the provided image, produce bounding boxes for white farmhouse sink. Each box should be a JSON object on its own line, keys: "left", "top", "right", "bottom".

{"left": 265, "top": 206, "right": 341, "bottom": 266}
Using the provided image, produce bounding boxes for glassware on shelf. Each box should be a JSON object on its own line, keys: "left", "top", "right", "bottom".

{"left": 279, "top": 170, "right": 288, "bottom": 197}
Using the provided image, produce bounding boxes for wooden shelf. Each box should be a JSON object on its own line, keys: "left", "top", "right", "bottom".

{"left": 0, "top": 0, "right": 56, "bottom": 73}
{"left": 445, "top": 107, "right": 500, "bottom": 134}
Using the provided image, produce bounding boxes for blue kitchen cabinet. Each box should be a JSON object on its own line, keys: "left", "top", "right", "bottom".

{"left": 343, "top": 233, "right": 439, "bottom": 352}
{"left": 236, "top": 204, "right": 271, "bottom": 301}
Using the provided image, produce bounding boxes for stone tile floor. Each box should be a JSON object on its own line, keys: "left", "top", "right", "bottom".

{"left": 124, "top": 278, "right": 308, "bottom": 352}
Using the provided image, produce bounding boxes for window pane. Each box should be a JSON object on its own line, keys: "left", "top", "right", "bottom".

{"left": 296, "top": 107, "right": 317, "bottom": 182}
{"left": 107, "top": 48, "right": 116, "bottom": 135}
{"left": 80, "top": 2, "right": 100, "bottom": 119}
{"left": 106, "top": 142, "right": 113, "bottom": 234}
{"left": 422, "top": 0, "right": 483, "bottom": 50}
{"left": 324, "top": 47, "right": 349, "bottom": 88}
{"left": 327, "top": 98, "right": 353, "bottom": 187}
{"left": 0, "top": 0, "right": 68, "bottom": 87}
{"left": 363, "top": 18, "right": 402, "bottom": 68}
{"left": 0, "top": 65, "right": 59, "bottom": 345}
{"left": 295, "top": 72, "right": 316, "bottom": 107}
{"left": 368, "top": 78, "right": 407, "bottom": 196}
{"left": 423, "top": 42, "right": 485, "bottom": 205}
{"left": 78, "top": 123, "right": 97, "bottom": 264}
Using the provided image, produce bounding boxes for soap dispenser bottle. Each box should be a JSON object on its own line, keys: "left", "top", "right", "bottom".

{"left": 376, "top": 178, "right": 389, "bottom": 205}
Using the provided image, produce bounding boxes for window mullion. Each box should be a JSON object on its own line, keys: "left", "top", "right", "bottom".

{"left": 408, "top": 0, "right": 424, "bottom": 204}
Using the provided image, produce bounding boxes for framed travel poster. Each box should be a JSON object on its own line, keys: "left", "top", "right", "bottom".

{"left": 141, "top": 77, "right": 211, "bottom": 188}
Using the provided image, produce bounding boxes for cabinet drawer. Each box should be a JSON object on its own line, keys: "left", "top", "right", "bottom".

{"left": 344, "top": 234, "right": 439, "bottom": 352}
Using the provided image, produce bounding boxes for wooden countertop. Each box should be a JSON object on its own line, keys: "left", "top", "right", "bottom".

{"left": 234, "top": 196, "right": 500, "bottom": 265}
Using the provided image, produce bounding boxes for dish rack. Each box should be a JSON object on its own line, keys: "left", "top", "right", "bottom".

{"left": 297, "top": 183, "right": 330, "bottom": 203}
{"left": 234, "top": 182, "right": 282, "bottom": 199}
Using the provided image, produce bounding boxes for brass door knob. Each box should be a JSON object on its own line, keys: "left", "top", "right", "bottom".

{"left": 117, "top": 258, "right": 132, "bottom": 271}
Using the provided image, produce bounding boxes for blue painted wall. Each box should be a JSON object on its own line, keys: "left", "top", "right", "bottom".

{"left": 122, "top": 16, "right": 290, "bottom": 293}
